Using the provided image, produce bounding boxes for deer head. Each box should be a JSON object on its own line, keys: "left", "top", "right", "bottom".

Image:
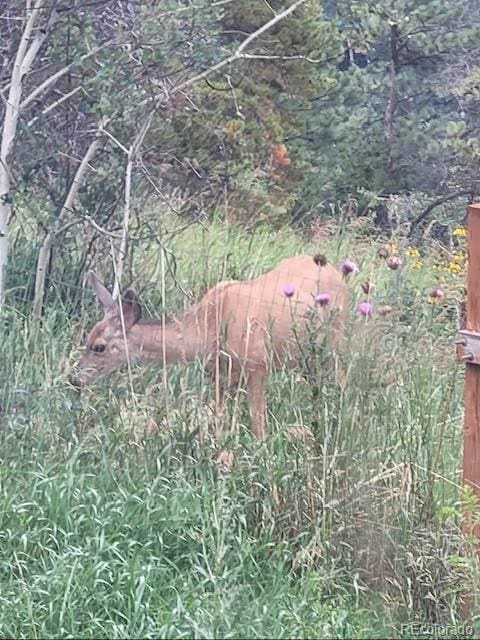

{"left": 69, "top": 272, "right": 143, "bottom": 389}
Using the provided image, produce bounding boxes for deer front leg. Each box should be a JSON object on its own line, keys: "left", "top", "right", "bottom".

{"left": 210, "top": 350, "right": 233, "bottom": 437}
{"left": 246, "top": 369, "right": 267, "bottom": 439}
{"left": 211, "top": 354, "right": 236, "bottom": 471}
{"left": 214, "top": 380, "right": 227, "bottom": 438}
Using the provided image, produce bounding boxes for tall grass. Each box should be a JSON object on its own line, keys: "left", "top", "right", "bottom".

{"left": 1, "top": 217, "right": 479, "bottom": 637}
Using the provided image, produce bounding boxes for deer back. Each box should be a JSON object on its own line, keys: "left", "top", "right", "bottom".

{"left": 199, "top": 255, "right": 348, "bottom": 371}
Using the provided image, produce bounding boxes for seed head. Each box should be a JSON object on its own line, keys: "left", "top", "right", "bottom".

{"left": 378, "top": 305, "right": 393, "bottom": 316}
{"left": 361, "top": 280, "right": 374, "bottom": 294}
{"left": 313, "top": 254, "right": 328, "bottom": 267}
{"left": 377, "top": 245, "right": 390, "bottom": 259}
{"left": 386, "top": 256, "right": 403, "bottom": 270}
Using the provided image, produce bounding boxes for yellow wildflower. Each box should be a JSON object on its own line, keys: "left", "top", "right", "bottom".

{"left": 453, "top": 227, "right": 468, "bottom": 237}
{"left": 405, "top": 246, "right": 420, "bottom": 258}
{"left": 453, "top": 251, "right": 467, "bottom": 263}
{"left": 389, "top": 242, "right": 398, "bottom": 256}
{"left": 447, "top": 261, "right": 462, "bottom": 274}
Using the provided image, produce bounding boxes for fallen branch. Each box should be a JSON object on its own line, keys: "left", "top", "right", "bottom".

{"left": 408, "top": 189, "right": 473, "bottom": 238}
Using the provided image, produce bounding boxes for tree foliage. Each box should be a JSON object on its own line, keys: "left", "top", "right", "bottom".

{"left": 1, "top": 0, "right": 480, "bottom": 310}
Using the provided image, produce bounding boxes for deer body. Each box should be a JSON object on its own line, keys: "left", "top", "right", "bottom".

{"left": 71, "top": 255, "right": 348, "bottom": 439}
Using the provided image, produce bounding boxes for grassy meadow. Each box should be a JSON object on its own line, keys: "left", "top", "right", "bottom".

{"left": 1, "top": 216, "right": 479, "bottom": 638}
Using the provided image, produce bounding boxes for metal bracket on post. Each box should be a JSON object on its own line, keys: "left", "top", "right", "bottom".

{"left": 456, "top": 329, "right": 480, "bottom": 365}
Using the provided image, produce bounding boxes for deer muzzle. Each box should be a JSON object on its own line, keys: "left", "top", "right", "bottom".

{"left": 68, "top": 362, "right": 96, "bottom": 390}
{"left": 68, "top": 371, "right": 83, "bottom": 391}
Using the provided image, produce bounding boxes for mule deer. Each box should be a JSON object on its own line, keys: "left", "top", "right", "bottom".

{"left": 70, "top": 254, "right": 348, "bottom": 439}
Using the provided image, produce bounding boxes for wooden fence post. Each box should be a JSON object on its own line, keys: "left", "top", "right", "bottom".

{"left": 457, "top": 203, "right": 480, "bottom": 618}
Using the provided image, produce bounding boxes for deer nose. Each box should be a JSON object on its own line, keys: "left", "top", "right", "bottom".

{"left": 68, "top": 373, "right": 82, "bottom": 392}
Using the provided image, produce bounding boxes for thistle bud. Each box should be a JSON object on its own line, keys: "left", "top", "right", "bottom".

{"left": 282, "top": 283, "right": 295, "bottom": 298}
{"left": 361, "top": 280, "right": 374, "bottom": 294}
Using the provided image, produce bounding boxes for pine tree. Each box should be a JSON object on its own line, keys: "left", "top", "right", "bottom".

{"left": 158, "top": 0, "right": 342, "bottom": 226}
{"left": 301, "top": 0, "right": 480, "bottom": 210}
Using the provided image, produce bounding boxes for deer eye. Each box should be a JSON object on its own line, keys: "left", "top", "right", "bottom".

{"left": 91, "top": 344, "right": 106, "bottom": 353}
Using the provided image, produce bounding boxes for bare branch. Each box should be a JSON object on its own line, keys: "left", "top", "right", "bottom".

{"left": 55, "top": 117, "right": 110, "bottom": 230}
{"left": 408, "top": 189, "right": 473, "bottom": 237}
{"left": 159, "top": 0, "right": 240, "bottom": 18}
{"left": 384, "top": 24, "right": 399, "bottom": 177}
{"left": 103, "top": 127, "right": 129, "bottom": 155}
{"left": 226, "top": 74, "right": 244, "bottom": 118}
{"left": 21, "top": 5, "right": 57, "bottom": 74}
{"left": 32, "top": 117, "right": 110, "bottom": 319}
{"left": 83, "top": 214, "right": 121, "bottom": 238}
{"left": 16, "top": 0, "right": 46, "bottom": 73}
{"left": 174, "top": 0, "right": 309, "bottom": 94}
{"left": 139, "top": 0, "right": 309, "bottom": 110}
{"left": 241, "top": 52, "right": 322, "bottom": 62}
{"left": 32, "top": 232, "right": 53, "bottom": 319}
{"left": 26, "top": 86, "right": 83, "bottom": 127}
{"left": 20, "top": 42, "right": 111, "bottom": 110}
{"left": 1, "top": 0, "right": 48, "bottom": 159}
{"left": 113, "top": 111, "right": 155, "bottom": 299}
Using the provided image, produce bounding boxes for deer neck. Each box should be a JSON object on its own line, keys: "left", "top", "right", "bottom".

{"left": 129, "top": 316, "right": 207, "bottom": 365}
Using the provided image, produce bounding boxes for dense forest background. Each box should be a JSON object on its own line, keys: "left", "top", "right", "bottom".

{"left": 1, "top": 0, "right": 480, "bottom": 312}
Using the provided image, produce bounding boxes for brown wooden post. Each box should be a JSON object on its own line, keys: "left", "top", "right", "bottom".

{"left": 457, "top": 203, "right": 480, "bottom": 618}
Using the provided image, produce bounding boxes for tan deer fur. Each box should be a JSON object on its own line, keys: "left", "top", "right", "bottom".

{"left": 70, "top": 254, "right": 348, "bottom": 439}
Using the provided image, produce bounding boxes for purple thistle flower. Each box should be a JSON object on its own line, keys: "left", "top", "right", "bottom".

{"left": 430, "top": 287, "right": 444, "bottom": 299}
{"left": 357, "top": 301, "right": 373, "bottom": 317}
{"left": 282, "top": 283, "right": 295, "bottom": 298}
{"left": 342, "top": 259, "right": 359, "bottom": 276}
{"left": 315, "top": 292, "right": 331, "bottom": 306}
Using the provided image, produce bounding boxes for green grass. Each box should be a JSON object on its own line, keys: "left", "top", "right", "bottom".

{"left": 1, "top": 217, "right": 479, "bottom": 637}
{"left": 0, "top": 447, "right": 393, "bottom": 638}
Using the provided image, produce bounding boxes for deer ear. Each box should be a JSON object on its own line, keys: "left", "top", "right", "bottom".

{"left": 89, "top": 271, "right": 114, "bottom": 311}
{"left": 120, "top": 289, "right": 142, "bottom": 328}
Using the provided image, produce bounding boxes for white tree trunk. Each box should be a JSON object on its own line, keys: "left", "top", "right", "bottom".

{"left": 32, "top": 232, "right": 52, "bottom": 319}
{"left": 0, "top": 0, "right": 50, "bottom": 308}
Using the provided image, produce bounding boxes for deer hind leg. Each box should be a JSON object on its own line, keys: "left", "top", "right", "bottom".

{"left": 215, "top": 367, "right": 266, "bottom": 471}
{"left": 246, "top": 368, "right": 267, "bottom": 439}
